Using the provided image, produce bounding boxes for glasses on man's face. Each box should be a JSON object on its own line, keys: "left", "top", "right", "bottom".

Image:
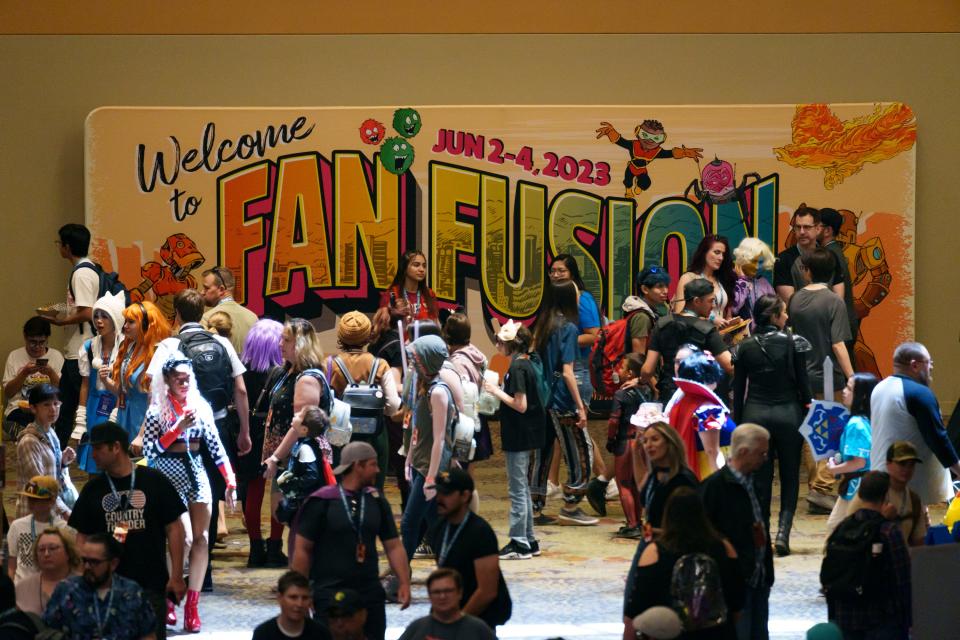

{"left": 37, "top": 545, "right": 63, "bottom": 555}
{"left": 27, "top": 338, "right": 48, "bottom": 348}
{"left": 791, "top": 224, "right": 818, "bottom": 232}
{"left": 81, "top": 556, "right": 109, "bottom": 566}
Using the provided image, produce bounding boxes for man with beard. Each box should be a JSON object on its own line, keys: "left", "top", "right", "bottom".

{"left": 43, "top": 533, "right": 157, "bottom": 639}
{"left": 870, "top": 342, "right": 960, "bottom": 506}
{"left": 426, "top": 469, "right": 512, "bottom": 632}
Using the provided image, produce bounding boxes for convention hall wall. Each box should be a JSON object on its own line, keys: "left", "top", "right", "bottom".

{"left": 1, "top": 28, "right": 958, "bottom": 407}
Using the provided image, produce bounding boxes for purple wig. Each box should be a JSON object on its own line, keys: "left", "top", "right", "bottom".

{"left": 241, "top": 319, "right": 284, "bottom": 373}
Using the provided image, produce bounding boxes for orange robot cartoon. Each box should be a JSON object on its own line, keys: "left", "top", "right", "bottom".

{"left": 129, "top": 233, "right": 205, "bottom": 321}
{"left": 836, "top": 209, "right": 890, "bottom": 377}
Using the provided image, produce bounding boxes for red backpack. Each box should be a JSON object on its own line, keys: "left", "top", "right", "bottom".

{"left": 589, "top": 307, "right": 655, "bottom": 397}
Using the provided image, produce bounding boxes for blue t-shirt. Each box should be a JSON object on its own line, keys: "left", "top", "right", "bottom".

{"left": 577, "top": 290, "right": 601, "bottom": 359}
{"left": 839, "top": 415, "right": 871, "bottom": 500}
{"left": 540, "top": 320, "right": 579, "bottom": 413}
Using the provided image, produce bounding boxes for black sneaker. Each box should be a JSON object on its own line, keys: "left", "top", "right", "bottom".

{"left": 413, "top": 543, "right": 435, "bottom": 559}
{"left": 585, "top": 478, "right": 609, "bottom": 516}
{"left": 529, "top": 539, "right": 542, "bottom": 556}
{"left": 533, "top": 512, "right": 558, "bottom": 526}
{"left": 615, "top": 526, "right": 643, "bottom": 540}
{"left": 498, "top": 540, "right": 532, "bottom": 560}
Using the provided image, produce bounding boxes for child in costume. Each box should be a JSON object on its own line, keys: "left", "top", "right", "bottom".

{"left": 275, "top": 406, "right": 335, "bottom": 524}
{"left": 665, "top": 347, "right": 735, "bottom": 479}
{"left": 605, "top": 354, "right": 648, "bottom": 539}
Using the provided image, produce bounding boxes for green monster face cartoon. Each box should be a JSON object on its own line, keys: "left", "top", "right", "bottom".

{"left": 380, "top": 137, "right": 415, "bottom": 175}
{"left": 392, "top": 108, "right": 422, "bottom": 138}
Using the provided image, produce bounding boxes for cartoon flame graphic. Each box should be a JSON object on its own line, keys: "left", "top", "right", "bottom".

{"left": 774, "top": 103, "right": 916, "bottom": 189}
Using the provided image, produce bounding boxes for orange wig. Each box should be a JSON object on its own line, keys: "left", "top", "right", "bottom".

{"left": 112, "top": 300, "right": 172, "bottom": 392}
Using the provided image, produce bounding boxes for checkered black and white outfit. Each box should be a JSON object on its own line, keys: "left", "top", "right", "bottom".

{"left": 143, "top": 397, "right": 232, "bottom": 507}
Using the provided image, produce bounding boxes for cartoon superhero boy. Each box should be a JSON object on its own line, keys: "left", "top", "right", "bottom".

{"left": 596, "top": 120, "right": 703, "bottom": 197}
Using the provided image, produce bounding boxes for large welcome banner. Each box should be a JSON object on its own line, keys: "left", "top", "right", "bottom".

{"left": 86, "top": 104, "right": 915, "bottom": 376}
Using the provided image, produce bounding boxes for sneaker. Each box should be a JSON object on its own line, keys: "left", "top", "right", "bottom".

{"left": 413, "top": 543, "right": 435, "bottom": 559}
{"left": 558, "top": 507, "right": 599, "bottom": 526}
{"left": 585, "top": 478, "right": 609, "bottom": 516}
{"left": 546, "top": 481, "right": 561, "bottom": 500}
{"left": 806, "top": 490, "right": 836, "bottom": 514}
{"left": 498, "top": 540, "right": 532, "bottom": 560}
{"left": 533, "top": 512, "right": 558, "bottom": 526}
{"left": 529, "top": 539, "right": 542, "bottom": 556}
{"left": 615, "top": 525, "right": 643, "bottom": 539}
{"left": 605, "top": 479, "right": 620, "bottom": 501}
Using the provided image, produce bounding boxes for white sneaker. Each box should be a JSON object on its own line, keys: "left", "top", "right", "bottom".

{"left": 605, "top": 479, "right": 620, "bottom": 501}
{"left": 546, "top": 481, "right": 561, "bottom": 499}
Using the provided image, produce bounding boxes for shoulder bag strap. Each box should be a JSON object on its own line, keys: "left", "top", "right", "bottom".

{"left": 333, "top": 356, "right": 356, "bottom": 385}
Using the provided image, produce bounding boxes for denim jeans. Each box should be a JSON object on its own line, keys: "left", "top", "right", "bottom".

{"left": 735, "top": 584, "right": 770, "bottom": 640}
{"left": 505, "top": 450, "right": 535, "bottom": 546}
{"left": 400, "top": 468, "right": 437, "bottom": 561}
{"left": 573, "top": 359, "right": 593, "bottom": 411}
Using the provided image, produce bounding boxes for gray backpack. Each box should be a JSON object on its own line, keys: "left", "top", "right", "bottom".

{"left": 333, "top": 356, "right": 386, "bottom": 436}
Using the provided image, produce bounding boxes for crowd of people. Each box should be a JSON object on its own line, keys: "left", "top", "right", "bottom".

{"left": 0, "top": 212, "right": 955, "bottom": 640}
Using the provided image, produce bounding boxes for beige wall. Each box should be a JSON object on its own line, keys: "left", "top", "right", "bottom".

{"left": 1, "top": 33, "right": 958, "bottom": 408}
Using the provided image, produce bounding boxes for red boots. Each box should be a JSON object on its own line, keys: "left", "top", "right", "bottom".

{"left": 166, "top": 599, "right": 177, "bottom": 626}
{"left": 183, "top": 590, "right": 201, "bottom": 633}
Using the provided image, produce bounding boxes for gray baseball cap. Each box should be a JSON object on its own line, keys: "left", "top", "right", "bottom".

{"left": 332, "top": 441, "right": 378, "bottom": 475}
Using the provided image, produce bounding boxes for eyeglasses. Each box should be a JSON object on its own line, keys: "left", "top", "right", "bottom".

{"left": 791, "top": 224, "right": 819, "bottom": 231}
{"left": 549, "top": 267, "right": 569, "bottom": 275}
{"left": 26, "top": 338, "right": 49, "bottom": 347}
{"left": 81, "top": 556, "right": 110, "bottom": 566}
{"left": 37, "top": 545, "right": 64, "bottom": 555}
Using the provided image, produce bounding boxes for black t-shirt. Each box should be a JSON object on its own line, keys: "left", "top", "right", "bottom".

{"left": 640, "top": 467, "right": 699, "bottom": 529}
{"left": 498, "top": 357, "right": 545, "bottom": 452}
{"left": 296, "top": 484, "right": 398, "bottom": 597}
{"left": 427, "top": 514, "right": 512, "bottom": 627}
{"left": 773, "top": 245, "right": 843, "bottom": 291}
{"left": 68, "top": 466, "right": 186, "bottom": 593}
{"left": 251, "top": 617, "right": 332, "bottom": 640}
{"left": 398, "top": 614, "right": 496, "bottom": 640}
{"left": 648, "top": 314, "right": 727, "bottom": 398}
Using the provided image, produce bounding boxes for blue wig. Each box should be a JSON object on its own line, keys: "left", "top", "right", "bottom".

{"left": 676, "top": 351, "right": 723, "bottom": 386}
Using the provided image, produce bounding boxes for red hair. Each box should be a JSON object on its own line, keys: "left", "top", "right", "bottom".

{"left": 112, "top": 301, "right": 172, "bottom": 392}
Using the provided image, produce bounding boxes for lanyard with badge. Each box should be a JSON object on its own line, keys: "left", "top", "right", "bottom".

{"left": 338, "top": 484, "right": 367, "bottom": 563}
{"left": 91, "top": 582, "right": 115, "bottom": 639}
{"left": 106, "top": 466, "right": 135, "bottom": 544}
{"left": 438, "top": 512, "right": 471, "bottom": 566}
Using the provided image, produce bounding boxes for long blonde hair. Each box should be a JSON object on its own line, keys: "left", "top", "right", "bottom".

{"left": 645, "top": 421, "right": 689, "bottom": 479}
{"left": 284, "top": 318, "right": 324, "bottom": 372}
{"left": 112, "top": 301, "right": 171, "bottom": 392}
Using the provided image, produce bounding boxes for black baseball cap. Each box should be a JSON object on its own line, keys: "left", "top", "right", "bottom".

{"left": 89, "top": 421, "right": 130, "bottom": 450}
{"left": 819, "top": 208, "right": 844, "bottom": 236}
{"left": 435, "top": 468, "right": 474, "bottom": 494}
{"left": 327, "top": 588, "right": 364, "bottom": 617}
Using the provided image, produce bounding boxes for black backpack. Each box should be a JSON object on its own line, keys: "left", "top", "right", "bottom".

{"left": 70, "top": 262, "right": 132, "bottom": 332}
{"left": 0, "top": 609, "right": 65, "bottom": 640}
{"left": 820, "top": 512, "right": 887, "bottom": 599}
{"left": 178, "top": 331, "right": 235, "bottom": 413}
